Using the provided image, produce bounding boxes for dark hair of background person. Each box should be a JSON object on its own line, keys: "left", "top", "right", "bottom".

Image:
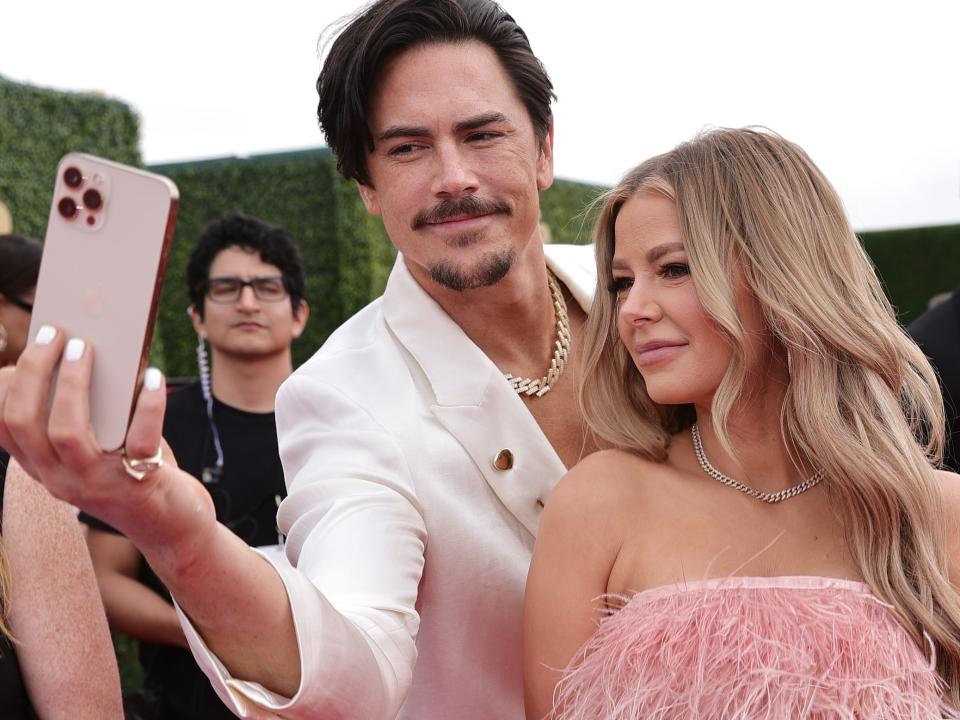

{"left": 0, "top": 234, "right": 43, "bottom": 299}
{"left": 317, "top": 0, "right": 556, "bottom": 186}
{"left": 186, "top": 213, "right": 307, "bottom": 320}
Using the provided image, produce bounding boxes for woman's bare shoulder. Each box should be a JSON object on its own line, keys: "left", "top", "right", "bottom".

{"left": 547, "top": 448, "right": 672, "bottom": 519}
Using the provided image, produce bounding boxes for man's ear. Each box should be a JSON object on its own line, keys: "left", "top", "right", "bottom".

{"left": 188, "top": 304, "right": 208, "bottom": 339}
{"left": 356, "top": 181, "right": 382, "bottom": 216}
{"left": 291, "top": 300, "right": 310, "bottom": 339}
{"left": 536, "top": 118, "right": 555, "bottom": 192}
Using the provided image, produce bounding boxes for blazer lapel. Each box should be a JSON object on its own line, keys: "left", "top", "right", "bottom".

{"left": 382, "top": 256, "right": 565, "bottom": 537}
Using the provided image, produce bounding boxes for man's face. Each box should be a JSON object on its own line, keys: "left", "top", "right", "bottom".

{"left": 358, "top": 41, "right": 554, "bottom": 292}
{"left": 192, "top": 246, "right": 306, "bottom": 360}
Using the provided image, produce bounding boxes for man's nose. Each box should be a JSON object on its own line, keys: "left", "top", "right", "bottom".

{"left": 431, "top": 143, "right": 479, "bottom": 197}
{"left": 237, "top": 284, "right": 260, "bottom": 310}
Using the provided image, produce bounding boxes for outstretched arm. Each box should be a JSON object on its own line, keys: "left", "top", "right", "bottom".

{"left": 85, "top": 528, "right": 188, "bottom": 648}
{"left": 0, "top": 329, "right": 426, "bottom": 719}
{"left": 3, "top": 459, "right": 123, "bottom": 719}
{"left": 0, "top": 331, "right": 302, "bottom": 699}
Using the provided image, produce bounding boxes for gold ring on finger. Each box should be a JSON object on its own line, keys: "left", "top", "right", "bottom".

{"left": 120, "top": 448, "right": 164, "bottom": 481}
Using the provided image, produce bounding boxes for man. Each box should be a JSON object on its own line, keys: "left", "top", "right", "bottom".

{"left": 0, "top": 1, "right": 596, "bottom": 718}
{"left": 82, "top": 213, "right": 309, "bottom": 719}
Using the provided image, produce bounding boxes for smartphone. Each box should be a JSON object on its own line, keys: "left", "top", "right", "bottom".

{"left": 29, "top": 153, "right": 179, "bottom": 451}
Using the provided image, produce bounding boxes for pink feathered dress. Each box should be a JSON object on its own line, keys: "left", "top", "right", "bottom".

{"left": 547, "top": 576, "right": 954, "bottom": 719}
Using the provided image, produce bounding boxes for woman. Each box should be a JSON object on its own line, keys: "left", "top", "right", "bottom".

{"left": 0, "top": 233, "right": 122, "bottom": 718}
{"left": 524, "top": 129, "right": 960, "bottom": 718}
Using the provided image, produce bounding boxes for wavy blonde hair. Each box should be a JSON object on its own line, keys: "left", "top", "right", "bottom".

{"left": 0, "top": 542, "right": 11, "bottom": 643}
{"left": 580, "top": 127, "right": 960, "bottom": 704}
{"left": 0, "top": 459, "right": 12, "bottom": 644}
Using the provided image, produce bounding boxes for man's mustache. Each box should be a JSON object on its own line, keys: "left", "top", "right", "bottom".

{"left": 412, "top": 196, "right": 511, "bottom": 229}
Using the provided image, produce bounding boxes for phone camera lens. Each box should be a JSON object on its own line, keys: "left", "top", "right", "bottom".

{"left": 83, "top": 189, "right": 103, "bottom": 210}
{"left": 63, "top": 167, "right": 83, "bottom": 188}
{"left": 58, "top": 197, "right": 78, "bottom": 219}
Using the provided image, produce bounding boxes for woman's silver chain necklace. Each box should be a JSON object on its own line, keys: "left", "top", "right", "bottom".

{"left": 690, "top": 423, "right": 824, "bottom": 504}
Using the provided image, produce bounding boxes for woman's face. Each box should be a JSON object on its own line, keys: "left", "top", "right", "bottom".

{"left": 0, "top": 286, "right": 36, "bottom": 366}
{"left": 611, "top": 191, "right": 762, "bottom": 406}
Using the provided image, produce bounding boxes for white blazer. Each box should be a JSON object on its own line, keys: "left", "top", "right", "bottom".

{"left": 179, "top": 244, "right": 596, "bottom": 719}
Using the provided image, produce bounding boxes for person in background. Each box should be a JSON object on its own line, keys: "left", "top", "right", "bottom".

{"left": 524, "top": 128, "right": 960, "bottom": 718}
{"left": 0, "top": 233, "right": 122, "bottom": 718}
{"left": 910, "top": 291, "right": 960, "bottom": 471}
{"left": 82, "top": 214, "right": 308, "bottom": 720}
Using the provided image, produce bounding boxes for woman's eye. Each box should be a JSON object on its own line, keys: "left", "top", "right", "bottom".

{"left": 607, "top": 276, "right": 633, "bottom": 296}
{"left": 660, "top": 263, "right": 689, "bottom": 279}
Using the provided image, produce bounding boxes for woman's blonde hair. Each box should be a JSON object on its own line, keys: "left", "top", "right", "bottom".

{"left": 0, "top": 541, "right": 11, "bottom": 642}
{"left": 0, "top": 460, "right": 12, "bottom": 643}
{"left": 581, "top": 127, "right": 960, "bottom": 703}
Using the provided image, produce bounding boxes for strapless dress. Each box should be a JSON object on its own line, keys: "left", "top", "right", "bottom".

{"left": 547, "top": 575, "right": 954, "bottom": 719}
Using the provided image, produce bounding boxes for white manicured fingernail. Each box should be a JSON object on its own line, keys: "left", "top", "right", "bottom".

{"left": 64, "top": 338, "right": 86, "bottom": 362}
{"left": 143, "top": 367, "right": 163, "bottom": 391}
{"left": 35, "top": 326, "right": 56, "bottom": 345}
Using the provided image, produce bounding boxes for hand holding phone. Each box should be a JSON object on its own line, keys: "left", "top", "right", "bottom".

{"left": 28, "top": 153, "right": 178, "bottom": 450}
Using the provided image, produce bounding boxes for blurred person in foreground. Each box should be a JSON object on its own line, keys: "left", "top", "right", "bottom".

{"left": 0, "top": 1, "right": 597, "bottom": 717}
{"left": 82, "top": 215, "right": 307, "bottom": 719}
{"left": 0, "top": 233, "right": 122, "bottom": 718}
{"left": 524, "top": 128, "right": 960, "bottom": 718}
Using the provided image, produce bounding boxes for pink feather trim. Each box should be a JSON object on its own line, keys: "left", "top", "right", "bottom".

{"left": 547, "top": 576, "right": 954, "bottom": 719}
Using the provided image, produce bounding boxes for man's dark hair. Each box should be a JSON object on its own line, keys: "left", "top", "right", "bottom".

{"left": 0, "top": 234, "right": 43, "bottom": 299}
{"left": 317, "top": 0, "right": 555, "bottom": 186}
{"left": 187, "top": 213, "right": 306, "bottom": 319}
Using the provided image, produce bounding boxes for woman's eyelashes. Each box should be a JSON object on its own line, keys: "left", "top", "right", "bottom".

{"left": 658, "top": 262, "right": 690, "bottom": 280}
{"left": 608, "top": 262, "right": 690, "bottom": 297}
{"left": 608, "top": 276, "right": 633, "bottom": 297}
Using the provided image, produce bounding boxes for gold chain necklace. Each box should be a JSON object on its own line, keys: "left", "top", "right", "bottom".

{"left": 505, "top": 272, "right": 570, "bottom": 398}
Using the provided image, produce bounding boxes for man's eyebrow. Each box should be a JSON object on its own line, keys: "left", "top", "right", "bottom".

{"left": 376, "top": 125, "right": 432, "bottom": 142}
{"left": 454, "top": 112, "right": 509, "bottom": 133}
{"left": 376, "top": 113, "right": 511, "bottom": 143}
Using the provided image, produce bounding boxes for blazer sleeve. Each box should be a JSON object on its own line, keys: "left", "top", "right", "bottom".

{"left": 177, "top": 372, "right": 427, "bottom": 719}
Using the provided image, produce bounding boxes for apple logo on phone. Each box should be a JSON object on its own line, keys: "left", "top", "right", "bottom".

{"left": 81, "top": 287, "right": 106, "bottom": 317}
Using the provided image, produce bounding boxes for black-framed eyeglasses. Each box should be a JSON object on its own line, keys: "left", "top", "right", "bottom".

{"left": 5, "top": 296, "right": 33, "bottom": 313}
{"left": 205, "top": 276, "right": 288, "bottom": 304}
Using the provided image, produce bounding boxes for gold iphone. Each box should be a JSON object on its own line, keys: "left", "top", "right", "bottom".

{"left": 29, "top": 153, "right": 179, "bottom": 450}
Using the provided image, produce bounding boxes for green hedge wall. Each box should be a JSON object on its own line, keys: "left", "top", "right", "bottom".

{"left": 860, "top": 224, "right": 960, "bottom": 326}
{"left": 541, "top": 178, "right": 604, "bottom": 246}
{"left": 0, "top": 76, "right": 141, "bottom": 238}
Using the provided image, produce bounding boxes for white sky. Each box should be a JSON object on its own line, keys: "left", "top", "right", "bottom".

{"left": 2, "top": 0, "right": 958, "bottom": 231}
